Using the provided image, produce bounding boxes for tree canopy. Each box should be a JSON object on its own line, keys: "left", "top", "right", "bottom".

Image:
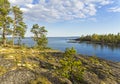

{"left": 31, "top": 24, "right": 48, "bottom": 49}
{"left": 0, "top": 0, "right": 11, "bottom": 46}
{"left": 12, "top": 6, "right": 27, "bottom": 46}
{"left": 77, "top": 33, "right": 120, "bottom": 45}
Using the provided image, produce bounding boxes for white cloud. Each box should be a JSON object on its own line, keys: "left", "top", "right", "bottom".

{"left": 109, "top": 7, "right": 120, "bottom": 12}
{"left": 21, "top": 8, "right": 29, "bottom": 12}
{"left": 9, "top": 0, "right": 33, "bottom": 6}
{"left": 9, "top": 0, "right": 112, "bottom": 22}
{"left": 26, "top": 4, "right": 35, "bottom": 8}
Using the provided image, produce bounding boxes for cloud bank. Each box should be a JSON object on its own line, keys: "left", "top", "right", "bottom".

{"left": 9, "top": 0, "right": 113, "bottom": 22}
{"left": 109, "top": 7, "right": 120, "bottom": 12}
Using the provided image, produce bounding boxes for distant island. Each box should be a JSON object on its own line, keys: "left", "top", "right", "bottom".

{"left": 74, "top": 33, "right": 120, "bottom": 46}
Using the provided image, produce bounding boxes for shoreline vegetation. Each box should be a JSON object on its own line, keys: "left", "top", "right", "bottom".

{"left": 72, "top": 33, "right": 120, "bottom": 46}
{"left": 0, "top": 46, "right": 120, "bottom": 84}
{"left": 0, "top": 0, "right": 120, "bottom": 84}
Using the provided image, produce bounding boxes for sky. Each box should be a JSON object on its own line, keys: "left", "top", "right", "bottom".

{"left": 9, "top": 0, "right": 120, "bottom": 37}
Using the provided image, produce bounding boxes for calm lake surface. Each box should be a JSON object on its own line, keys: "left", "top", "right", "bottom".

{"left": 14, "top": 37, "right": 120, "bottom": 62}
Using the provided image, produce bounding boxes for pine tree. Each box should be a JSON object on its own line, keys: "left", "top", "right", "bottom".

{"left": 0, "top": 0, "right": 12, "bottom": 46}
{"left": 12, "top": 6, "right": 27, "bottom": 46}
{"left": 31, "top": 24, "right": 48, "bottom": 49}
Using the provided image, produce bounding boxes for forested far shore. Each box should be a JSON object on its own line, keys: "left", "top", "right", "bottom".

{"left": 75, "top": 33, "right": 120, "bottom": 45}
{"left": 0, "top": 0, "right": 120, "bottom": 84}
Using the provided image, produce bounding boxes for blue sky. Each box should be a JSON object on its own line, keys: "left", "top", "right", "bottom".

{"left": 9, "top": 0, "right": 120, "bottom": 37}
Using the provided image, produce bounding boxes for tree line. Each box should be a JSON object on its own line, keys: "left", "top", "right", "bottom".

{"left": 0, "top": 0, "right": 47, "bottom": 48}
{"left": 76, "top": 33, "right": 120, "bottom": 45}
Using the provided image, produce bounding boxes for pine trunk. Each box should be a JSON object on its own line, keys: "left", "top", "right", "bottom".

{"left": 12, "top": 15, "right": 17, "bottom": 47}
{"left": 3, "top": 24, "right": 6, "bottom": 46}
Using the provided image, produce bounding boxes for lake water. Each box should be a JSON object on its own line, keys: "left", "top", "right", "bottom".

{"left": 14, "top": 37, "right": 120, "bottom": 62}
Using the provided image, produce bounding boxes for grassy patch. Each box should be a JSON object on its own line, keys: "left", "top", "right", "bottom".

{"left": 0, "top": 66, "right": 7, "bottom": 76}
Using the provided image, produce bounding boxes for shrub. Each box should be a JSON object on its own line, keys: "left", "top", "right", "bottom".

{"left": 56, "top": 47, "right": 85, "bottom": 82}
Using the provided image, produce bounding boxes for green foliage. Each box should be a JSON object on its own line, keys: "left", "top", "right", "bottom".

{"left": 12, "top": 6, "right": 27, "bottom": 46}
{"left": 89, "top": 56, "right": 100, "bottom": 65}
{"left": 0, "top": 0, "right": 11, "bottom": 46}
{"left": 79, "top": 33, "right": 120, "bottom": 45}
{"left": 56, "top": 47, "right": 85, "bottom": 82}
{"left": 31, "top": 24, "right": 48, "bottom": 49}
{"left": 30, "top": 76, "right": 51, "bottom": 84}
{"left": 0, "top": 1, "right": 27, "bottom": 47}
{"left": 64, "top": 47, "right": 76, "bottom": 57}
{"left": 6, "top": 39, "right": 13, "bottom": 45}
{"left": 37, "top": 35, "right": 48, "bottom": 48}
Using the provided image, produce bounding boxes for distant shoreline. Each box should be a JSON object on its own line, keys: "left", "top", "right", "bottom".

{"left": 70, "top": 38, "right": 120, "bottom": 47}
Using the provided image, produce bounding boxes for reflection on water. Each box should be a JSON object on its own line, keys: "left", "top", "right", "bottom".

{"left": 11, "top": 37, "right": 120, "bottom": 62}
{"left": 86, "top": 42, "right": 120, "bottom": 52}
{"left": 50, "top": 37, "right": 120, "bottom": 62}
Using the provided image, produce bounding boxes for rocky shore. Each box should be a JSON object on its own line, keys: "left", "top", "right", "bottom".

{"left": 0, "top": 48, "right": 120, "bottom": 84}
